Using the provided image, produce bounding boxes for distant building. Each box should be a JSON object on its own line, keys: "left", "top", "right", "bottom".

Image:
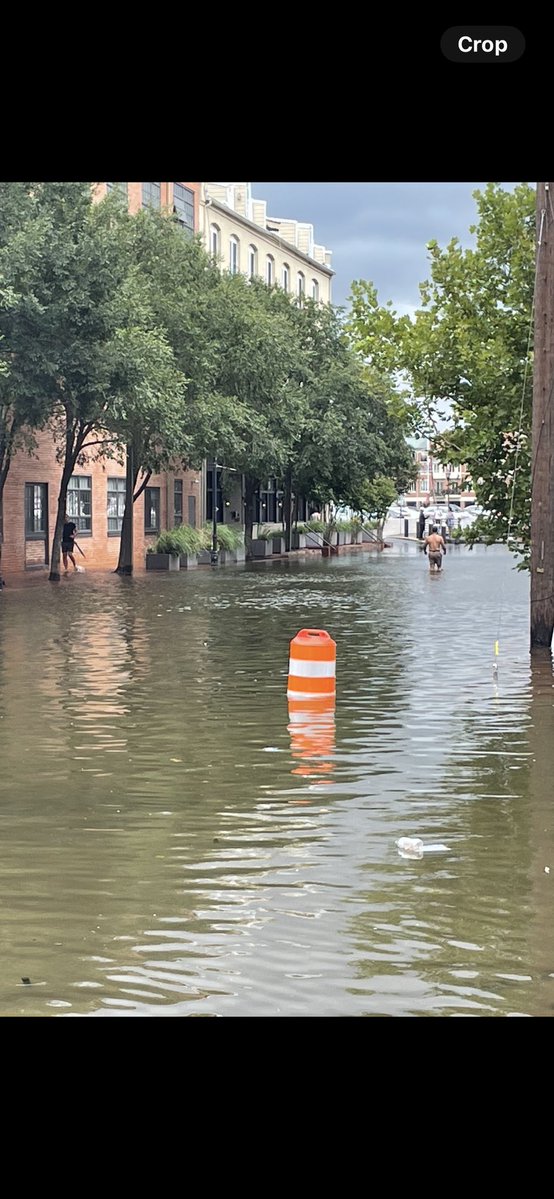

{"left": 403, "top": 437, "right": 476, "bottom": 508}
{"left": 1, "top": 181, "right": 332, "bottom": 575}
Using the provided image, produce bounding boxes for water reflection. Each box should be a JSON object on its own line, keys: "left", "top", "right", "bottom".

{"left": 1, "top": 546, "right": 553, "bottom": 1016}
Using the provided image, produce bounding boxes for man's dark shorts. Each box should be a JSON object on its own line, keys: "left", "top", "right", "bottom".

{"left": 429, "top": 551, "right": 442, "bottom": 568}
{"left": 62, "top": 541, "right": 74, "bottom": 554}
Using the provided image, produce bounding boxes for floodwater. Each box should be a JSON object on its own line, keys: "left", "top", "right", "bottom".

{"left": 0, "top": 542, "right": 553, "bottom": 1018}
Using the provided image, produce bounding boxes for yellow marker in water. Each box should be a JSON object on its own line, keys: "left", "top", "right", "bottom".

{"left": 494, "top": 641, "right": 499, "bottom": 656}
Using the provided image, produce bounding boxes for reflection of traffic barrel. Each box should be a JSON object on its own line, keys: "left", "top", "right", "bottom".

{"left": 287, "top": 629, "right": 336, "bottom": 700}
{"left": 288, "top": 695, "right": 336, "bottom": 778}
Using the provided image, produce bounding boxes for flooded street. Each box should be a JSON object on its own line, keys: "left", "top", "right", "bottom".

{"left": 1, "top": 543, "right": 553, "bottom": 1017}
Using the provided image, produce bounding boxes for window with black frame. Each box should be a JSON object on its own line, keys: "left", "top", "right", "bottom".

{"left": 144, "top": 486, "right": 160, "bottom": 533}
{"left": 173, "top": 184, "right": 194, "bottom": 235}
{"left": 25, "top": 483, "right": 47, "bottom": 538}
{"left": 142, "top": 182, "right": 161, "bottom": 209}
{"left": 107, "top": 477, "right": 125, "bottom": 534}
{"left": 257, "top": 478, "right": 277, "bottom": 523}
{"left": 67, "top": 476, "right": 92, "bottom": 533}
{"left": 106, "top": 182, "right": 128, "bottom": 199}
{"left": 174, "top": 479, "right": 183, "bottom": 527}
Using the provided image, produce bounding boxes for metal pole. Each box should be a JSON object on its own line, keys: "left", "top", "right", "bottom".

{"left": 211, "top": 459, "right": 219, "bottom": 565}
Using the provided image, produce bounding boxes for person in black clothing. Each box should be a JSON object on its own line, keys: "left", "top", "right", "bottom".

{"left": 417, "top": 507, "right": 426, "bottom": 540}
{"left": 62, "top": 519, "right": 78, "bottom": 573}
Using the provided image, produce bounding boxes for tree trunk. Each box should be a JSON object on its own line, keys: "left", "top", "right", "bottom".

{"left": 283, "top": 469, "right": 292, "bottom": 552}
{"left": 244, "top": 475, "right": 257, "bottom": 559}
{"left": 49, "top": 415, "right": 91, "bottom": 582}
{"left": 531, "top": 183, "right": 554, "bottom": 649}
{"left": 116, "top": 444, "right": 139, "bottom": 574}
{"left": 49, "top": 462, "right": 74, "bottom": 581}
{"left": 0, "top": 453, "right": 12, "bottom": 589}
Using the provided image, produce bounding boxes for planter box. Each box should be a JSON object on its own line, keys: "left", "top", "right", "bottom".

{"left": 218, "top": 549, "right": 244, "bottom": 565}
{"left": 179, "top": 553, "right": 198, "bottom": 569}
{"left": 251, "top": 539, "right": 273, "bottom": 557}
{"left": 337, "top": 531, "right": 349, "bottom": 545}
{"left": 271, "top": 537, "right": 286, "bottom": 555}
{"left": 326, "top": 531, "right": 338, "bottom": 546}
{"left": 362, "top": 528, "right": 377, "bottom": 542}
{"left": 146, "top": 553, "right": 180, "bottom": 571}
{"left": 291, "top": 533, "right": 307, "bottom": 549}
{"left": 305, "top": 531, "right": 323, "bottom": 549}
{"left": 352, "top": 531, "right": 363, "bottom": 544}
{"left": 197, "top": 549, "right": 213, "bottom": 564}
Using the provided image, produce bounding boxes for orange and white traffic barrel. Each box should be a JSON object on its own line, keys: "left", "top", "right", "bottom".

{"left": 287, "top": 628, "right": 336, "bottom": 700}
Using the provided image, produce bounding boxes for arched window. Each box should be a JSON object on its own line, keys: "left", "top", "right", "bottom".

{"left": 266, "top": 255, "right": 274, "bottom": 286}
{"left": 210, "top": 224, "right": 220, "bottom": 259}
{"left": 311, "top": 278, "right": 319, "bottom": 301}
{"left": 229, "top": 235, "right": 240, "bottom": 274}
{"left": 281, "top": 264, "right": 290, "bottom": 292}
{"left": 297, "top": 272, "right": 305, "bottom": 298}
{"left": 248, "top": 245, "right": 258, "bottom": 278}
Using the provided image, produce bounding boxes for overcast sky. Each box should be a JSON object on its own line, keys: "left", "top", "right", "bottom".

{"left": 252, "top": 182, "right": 516, "bottom": 316}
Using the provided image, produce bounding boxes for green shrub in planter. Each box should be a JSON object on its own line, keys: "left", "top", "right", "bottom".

{"left": 154, "top": 529, "right": 185, "bottom": 557}
{"left": 305, "top": 519, "right": 325, "bottom": 533}
{"left": 255, "top": 524, "right": 275, "bottom": 541}
{"left": 201, "top": 523, "right": 244, "bottom": 552}
{"left": 174, "top": 524, "right": 203, "bottom": 554}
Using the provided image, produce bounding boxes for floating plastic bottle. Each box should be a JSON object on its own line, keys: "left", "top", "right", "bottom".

{"left": 396, "top": 837, "right": 424, "bottom": 859}
{"left": 396, "top": 837, "right": 451, "bottom": 859}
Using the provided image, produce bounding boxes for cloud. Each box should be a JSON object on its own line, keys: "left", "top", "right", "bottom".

{"left": 252, "top": 181, "right": 519, "bottom": 311}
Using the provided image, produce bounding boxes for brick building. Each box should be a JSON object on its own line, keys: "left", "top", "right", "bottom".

{"left": 1, "top": 182, "right": 202, "bottom": 576}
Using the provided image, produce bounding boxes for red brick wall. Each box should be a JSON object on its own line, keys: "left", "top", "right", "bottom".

{"left": 2, "top": 430, "right": 201, "bottom": 575}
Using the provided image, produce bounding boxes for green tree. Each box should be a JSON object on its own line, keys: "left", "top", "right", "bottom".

{"left": 279, "top": 301, "right": 414, "bottom": 537}
{"left": 0, "top": 183, "right": 143, "bottom": 581}
{"left": 202, "top": 274, "right": 309, "bottom": 554}
{"left": 0, "top": 184, "right": 56, "bottom": 584}
{"left": 108, "top": 208, "right": 229, "bottom": 572}
{"left": 346, "top": 183, "right": 536, "bottom": 561}
{"left": 354, "top": 475, "right": 398, "bottom": 540}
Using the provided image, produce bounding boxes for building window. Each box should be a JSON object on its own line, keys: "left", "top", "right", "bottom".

{"left": 107, "top": 477, "right": 126, "bottom": 535}
{"left": 297, "top": 272, "right": 305, "bottom": 298}
{"left": 144, "top": 487, "right": 160, "bottom": 533}
{"left": 106, "top": 182, "right": 128, "bottom": 199}
{"left": 173, "top": 183, "right": 194, "bottom": 235}
{"left": 282, "top": 264, "right": 290, "bottom": 292}
{"left": 257, "top": 477, "right": 277, "bottom": 523}
{"left": 67, "top": 475, "right": 92, "bottom": 534}
{"left": 174, "top": 479, "right": 183, "bottom": 527}
{"left": 210, "top": 224, "right": 220, "bottom": 259}
{"left": 25, "top": 483, "right": 47, "bottom": 538}
{"left": 142, "top": 182, "right": 161, "bottom": 209}
{"left": 311, "top": 278, "right": 319, "bottom": 300}
{"left": 229, "top": 236, "right": 240, "bottom": 275}
{"left": 266, "top": 255, "right": 274, "bottom": 286}
{"left": 248, "top": 245, "right": 257, "bottom": 278}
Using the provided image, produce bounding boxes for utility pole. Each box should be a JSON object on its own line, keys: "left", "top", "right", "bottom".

{"left": 531, "top": 183, "right": 554, "bottom": 650}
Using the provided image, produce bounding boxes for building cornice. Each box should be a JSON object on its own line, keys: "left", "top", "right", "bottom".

{"left": 204, "top": 196, "right": 334, "bottom": 277}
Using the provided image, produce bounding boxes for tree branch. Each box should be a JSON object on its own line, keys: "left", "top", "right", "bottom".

{"left": 133, "top": 470, "right": 151, "bottom": 502}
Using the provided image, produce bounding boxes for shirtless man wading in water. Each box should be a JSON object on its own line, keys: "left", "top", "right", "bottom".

{"left": 424, "top": 525, "right": 446, "bottom": 572}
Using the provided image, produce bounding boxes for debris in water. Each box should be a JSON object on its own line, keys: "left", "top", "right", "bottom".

{"left": 396, "top": 838, "right": 451, "bottom": 859}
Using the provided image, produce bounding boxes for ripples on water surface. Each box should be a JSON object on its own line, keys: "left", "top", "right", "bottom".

{"left": 1, "top": 543, "right": 553, "bottom": 1017}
